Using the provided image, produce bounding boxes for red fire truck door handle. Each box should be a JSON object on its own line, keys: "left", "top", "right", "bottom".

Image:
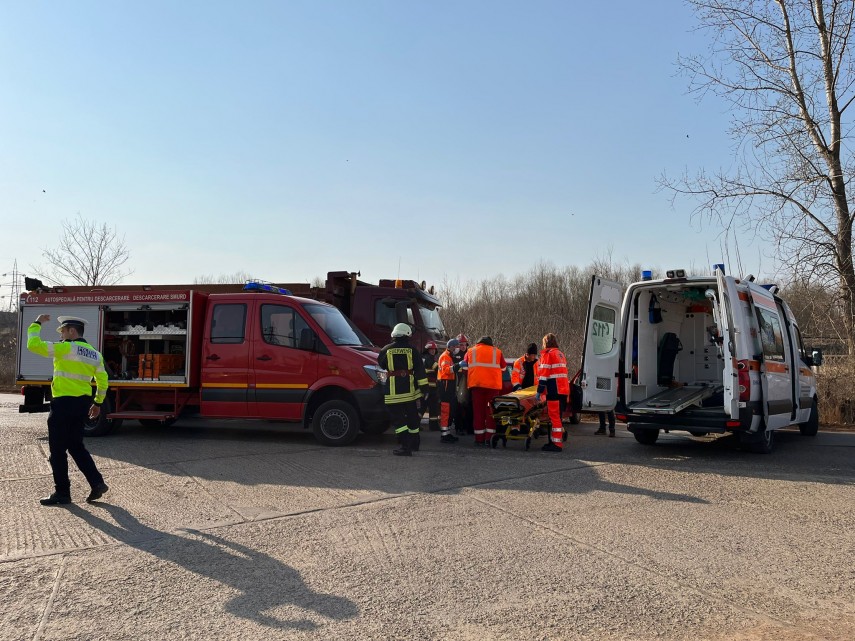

{"left": 206, "top": 354, "right": 220, "bottom": 361}
{"left": 257, "top": 355, "right": 272, "bottom": 361}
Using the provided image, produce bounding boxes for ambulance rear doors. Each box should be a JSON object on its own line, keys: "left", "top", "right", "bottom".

{"left": 580, "top": 275, "right": 624, "bottom": 411}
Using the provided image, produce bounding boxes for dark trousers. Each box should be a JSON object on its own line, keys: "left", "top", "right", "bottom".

{"left": 47, "top": 396, "right": 104, "bottom": 494}
{"left": 386, "top": 400, "right": 421, "bottom": 436}
{"left": 598, "top": 410, "right": 616, "bottom": 429}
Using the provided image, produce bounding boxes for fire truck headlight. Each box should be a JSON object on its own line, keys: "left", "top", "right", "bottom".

{"left": 363, "top": 365, "right": 387, "bottom": 385}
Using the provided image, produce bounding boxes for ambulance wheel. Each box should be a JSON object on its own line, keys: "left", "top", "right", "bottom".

{"left": 312, "top": 400, "right": 360, "bottom": 446}
{"left": 633, "top": 428, "right": 659, "bottom": 445}
{"left": 740, "top": 426, "right": 774, "bottom": 454}
{"left": 799, "top": 399, "right": 819, "bottom": 436}
{"left": 83, "top": 398, "right": 122, "bottom": 437}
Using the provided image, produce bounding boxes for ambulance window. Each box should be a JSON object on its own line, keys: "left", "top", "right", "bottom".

{"left": 261, "top": 304, "right": 308, "bottom": 349}
{"left": 755, "top": 307, "right": 785, "bottom": 362}
{"left": 793, "top": 326, "right": 807, "bottom": 362}
{"left": 592, "top": 305, "right": 616, "bottom": 355}
{"left": 211, "top": 304, "right": 246, "bottom": 344}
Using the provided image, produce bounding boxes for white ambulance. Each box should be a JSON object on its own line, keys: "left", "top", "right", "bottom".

{"left": 578, "top": 267, "right": 820, "bottom": 453}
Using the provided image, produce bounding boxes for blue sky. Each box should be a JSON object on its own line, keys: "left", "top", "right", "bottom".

{"left": 0, "top": 1, "right": 769, "bottom": 302}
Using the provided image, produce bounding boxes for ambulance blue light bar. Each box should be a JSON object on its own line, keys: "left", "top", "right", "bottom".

{"left": 243, "top": 281, "right": 292, "bottom": 295}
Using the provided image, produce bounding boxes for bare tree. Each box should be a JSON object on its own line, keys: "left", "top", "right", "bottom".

{"left": 660, "top": 0, "right": 855, "bottom": 351}
{"left": 34, "top": 214, "right": 132, "bottom": 286}
{"left": 194, "top": 271, "right": 255, "bottom": 285}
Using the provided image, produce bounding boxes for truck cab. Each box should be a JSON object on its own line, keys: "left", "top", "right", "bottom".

{"left": 322, "top": 271, "right": 448, "bottom": 349}
{"left": 578, "top": 268, "right": 820, "bottom": 453}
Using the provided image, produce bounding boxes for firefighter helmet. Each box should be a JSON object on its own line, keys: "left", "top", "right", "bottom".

{"left": 424, "top": 340, "right": 437, "bottom": 351}
{"left": 391, "top": 323, "right": 412, "bottom": 338}
{"left": 456, "top": 333, "right": 469, "bottom": 346}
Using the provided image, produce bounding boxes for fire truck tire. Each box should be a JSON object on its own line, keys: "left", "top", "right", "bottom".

{"left": 83, "top": 398, "right": 123, "bottom": 437}
{"left": 799, "top": 399, "right": 819, "bottom": 436}
{"left": 312, "top": 400, "right": 360, "bottom": 446}
{"left": 632, "top": 428, "right": 659, "bottom": 445}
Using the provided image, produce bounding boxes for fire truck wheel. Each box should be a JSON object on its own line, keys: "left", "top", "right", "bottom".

{"left": 312, "top": 400, "right": 360, "bottom": 446}
{"left": 799, "top": 399, "right": 819, "bottom": 436}
{"left": 83, "top": 398, "right": 123, "bottom": 437}
{"left": 632, "top": 428, "right": 659, "bottom": 445}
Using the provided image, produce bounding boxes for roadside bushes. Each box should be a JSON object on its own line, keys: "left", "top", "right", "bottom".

{"left": 439, "top": 259, "right": 642, "bottom": 368}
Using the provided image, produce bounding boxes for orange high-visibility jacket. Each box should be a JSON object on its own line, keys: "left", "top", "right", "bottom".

{"left": 511, "top": 355, "right": 539, "bottom": 387}
{"left": 437, "top": 350, "right": 455, "bottom": 381}
{"left": 536, "top": 347, "right": 569, "bottom": 396}
{"left": 465, "top": 343, "right": 505, "bottom": 390}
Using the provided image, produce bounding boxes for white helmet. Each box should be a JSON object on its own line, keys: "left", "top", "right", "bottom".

{"left": 391, "top": 323, "right": 412, "bottom": 338}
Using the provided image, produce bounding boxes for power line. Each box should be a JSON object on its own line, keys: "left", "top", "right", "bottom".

{"left": 1, "top": 260, "right": 24, "bottom": 312}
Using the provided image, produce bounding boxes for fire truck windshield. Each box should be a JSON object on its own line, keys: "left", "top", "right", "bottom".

{"left": 418, "top": 305, "right": 445, "bottom": 333}
{"left": 304, "top": 303, "right": 372, "bottom": 346}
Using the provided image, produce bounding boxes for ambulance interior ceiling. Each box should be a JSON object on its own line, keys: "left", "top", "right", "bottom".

{"left": 628, "top": 284, "right": 724, "bottom": 403}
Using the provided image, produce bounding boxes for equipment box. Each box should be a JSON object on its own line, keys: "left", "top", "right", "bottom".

{"left": 102, "top": 304, "right": 189, "bottom": 382}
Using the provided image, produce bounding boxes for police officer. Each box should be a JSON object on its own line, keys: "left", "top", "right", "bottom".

{"left": 27, "top": 315, "right": 110, "bottom": 505}
{"left": 378, "top": 323, "right": 429, "bottom": 456}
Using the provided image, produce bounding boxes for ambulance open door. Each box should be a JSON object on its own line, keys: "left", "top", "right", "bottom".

{"left": 580, "top": 275, "right": 623, "bottom": 411}
{"left": 713, "top": 268, "right": 739, "bottom": 419}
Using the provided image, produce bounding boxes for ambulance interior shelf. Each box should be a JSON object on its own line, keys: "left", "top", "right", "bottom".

{"left": 102, "top": 306, "right": 188, "bottom": 382}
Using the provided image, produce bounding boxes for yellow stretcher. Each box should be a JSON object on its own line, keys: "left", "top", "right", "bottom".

{"left": 490, "top": 387, "right": 547, "bottom": 450}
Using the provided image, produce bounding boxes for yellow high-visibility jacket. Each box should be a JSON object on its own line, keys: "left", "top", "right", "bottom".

{"left": 27, "top": 322, "right": 108, "bottom": 404}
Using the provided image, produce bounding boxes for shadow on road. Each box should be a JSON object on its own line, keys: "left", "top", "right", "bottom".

{"left": 69, "top": 503, "right": 359, "bottom": 630}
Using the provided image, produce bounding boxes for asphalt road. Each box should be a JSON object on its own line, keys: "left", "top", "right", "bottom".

{"left": 1, "top": 393, "right": 853, "bottom": 641}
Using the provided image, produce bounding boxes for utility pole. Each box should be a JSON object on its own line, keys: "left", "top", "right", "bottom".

{"left": 1, "top": 260, "right": 23, "bottom": 311}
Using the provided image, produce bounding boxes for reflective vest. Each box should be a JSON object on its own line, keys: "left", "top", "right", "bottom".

{"left": 27, "top": 322, "right": 108, "bottom": 404}
{"left": 378, "top": 340, "right": 428, "bottom": 404}
{"left": 512, "top": 355, "right": 539, "bottom": 387}
{"left": 437, "top": 351, "right": 455, "bottom": 381}
{"left": 537, "top": 347, "right": 569, "bottom": 396}
{"left": 465, "top": 343, "right": 503, "bottom": 390}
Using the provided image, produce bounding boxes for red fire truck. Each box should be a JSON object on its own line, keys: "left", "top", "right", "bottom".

{"left": 15, "top": 282, "right": 390, "bottom": 445}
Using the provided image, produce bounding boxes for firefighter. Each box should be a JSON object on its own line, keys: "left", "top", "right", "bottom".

{"left": 511, "top": 342, "right": 540, "bottom": 390}
{"left": 27, "top": 315, "right": 110, "bottom": 505}
{"left": 453, "top": 333, "right": 473, "bottom": 435}
{"left": 535, "top": 333, "right": 570, "bottom": 452}
{"left": 463, "top": 336, "right": 507, "bottom": 445}
{"left": 378, "top": 323, "right": 429, "bottom": 456}
{"left": 421, "top": 340, "right": 441, "bottom": 431}
{"left": 436, "top": 339, "right": 460, "bottom": 444}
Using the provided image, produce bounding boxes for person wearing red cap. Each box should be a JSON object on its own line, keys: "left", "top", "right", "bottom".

{"left": 463, "top": 336, "right": 507, "bottom": 445}
{"left": 536, "top": 333, "right": 570, "bottom": 452}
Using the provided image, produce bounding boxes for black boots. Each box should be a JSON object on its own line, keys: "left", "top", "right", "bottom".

{"left": 410, "top": 433, "right": 421, "bottom": 452}
{"left": 541, "top": 442, "right": 562, "bottom": 453}
{"left": 87, "top": 483, "right": 109, "bottom": 503}
{"left": 393, "top": 433, "right": 412, "bottom": 456}
{"left": 595, "top": 426, "right": 607, "bottom": 435}
{"left": 40, "top": 492, "right": 71, "bottom": 506}
{"left": 440, "top": 433, "right": 458, "bottom": 443}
